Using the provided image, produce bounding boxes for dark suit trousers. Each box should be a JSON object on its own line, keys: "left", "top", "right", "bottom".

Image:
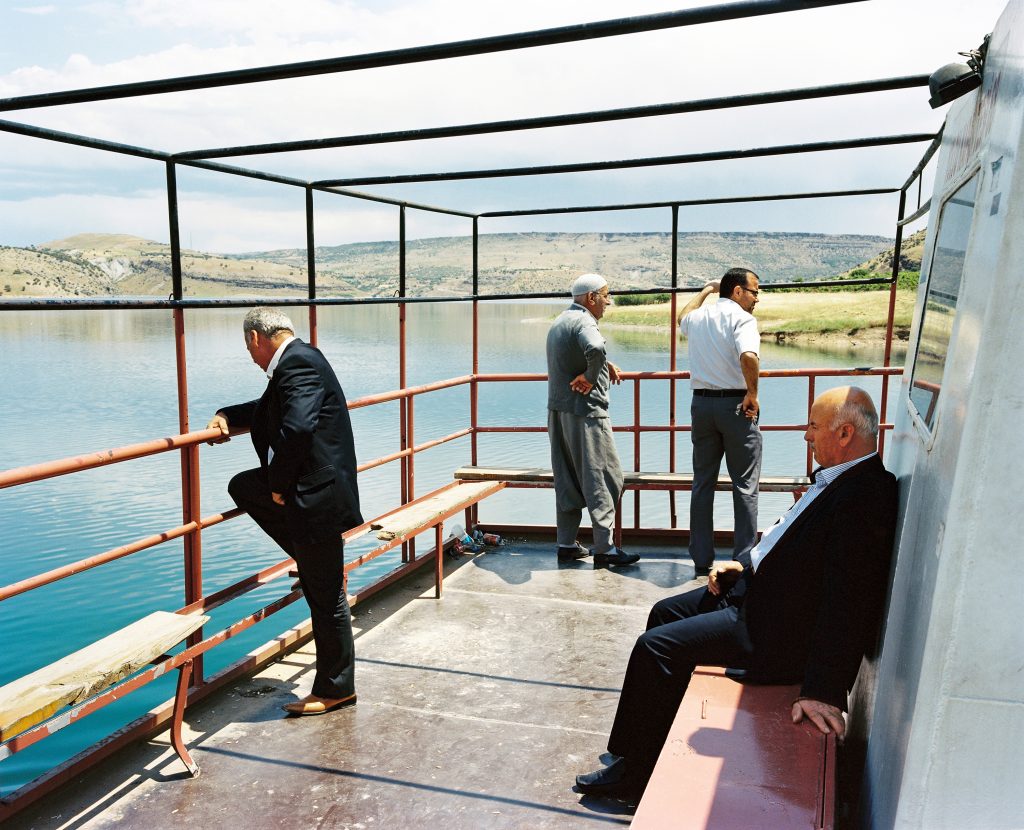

{"left": 229, "top": 467, "right": 355, "bottom": 699}
{"left": 607, "top": 586, "right": 754, "bottom": 778}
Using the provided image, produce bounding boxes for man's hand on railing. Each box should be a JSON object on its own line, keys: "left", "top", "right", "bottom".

{"left": 206, "top": 413, "right": 231, "bottom": 444}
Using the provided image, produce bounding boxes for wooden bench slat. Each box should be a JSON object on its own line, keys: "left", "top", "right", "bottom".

{"left": 0, "top": 610, "right": 208, "bottom": 742}
{"left": 371, "top": 481, "right": 505, "bottom": 541}
{"left": 454, "top": 466, "right": 810, "bottom": 491}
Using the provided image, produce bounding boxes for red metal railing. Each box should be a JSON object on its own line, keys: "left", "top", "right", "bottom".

{"left": 0, "top": 354, "right": 904, "bottom": 817}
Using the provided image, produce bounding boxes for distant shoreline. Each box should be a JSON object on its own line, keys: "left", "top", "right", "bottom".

{"left": 596, "top": 291, "right": 915, "bottom": 348}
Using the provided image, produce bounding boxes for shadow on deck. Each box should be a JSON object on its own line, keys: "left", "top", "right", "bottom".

{"left": 10, "top": 539, "right": 708, "bottom": 830}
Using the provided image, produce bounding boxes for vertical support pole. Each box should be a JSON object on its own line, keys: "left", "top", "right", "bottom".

{"left": 633, "top": 378, "right": 641, "bottom": 531}
{"left": 398, "top": 206, "right": 410, "bottom": 561}
{"left": 168, "top": 160, "right": 203, "bottom": 685}
{"left": 669, "top": 205, "right": 679, "bottom": 529}
{"left": 170, "top": 659, "right": 199, "bottom": 776}
{"left": 470, "top": 216, "right": 480, "bottom": 529}
{"left": 880, "top": 189, "right": 907, "bottom": 459}
{"left": 806, "top": 375, "right": 816, "bottom": 477}
{"left": 306, "top": 185, "right": 318, "bottom": 347}
{"left": 435, "top": 522, "right": 444, "bottom": 599}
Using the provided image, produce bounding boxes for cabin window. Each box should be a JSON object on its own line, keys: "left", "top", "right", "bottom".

{"left": 908, "top": 172, "right": 978, "bottom": 432}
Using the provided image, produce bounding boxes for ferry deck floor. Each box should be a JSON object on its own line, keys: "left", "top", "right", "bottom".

{"left": 10, "top": 538, "right": 710, "bottom": 830}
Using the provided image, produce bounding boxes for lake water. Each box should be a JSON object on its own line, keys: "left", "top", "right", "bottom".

{"left": 0, "top": 302, "right": 906, "bottom": 795}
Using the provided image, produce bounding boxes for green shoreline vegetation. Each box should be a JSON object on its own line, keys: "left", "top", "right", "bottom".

{"left": 606, "top": 274, "right": 918, "bottom": 342}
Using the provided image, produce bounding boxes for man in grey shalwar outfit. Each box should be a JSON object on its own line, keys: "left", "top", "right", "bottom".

{"left": 546, "top": 273, "right": 640, "bottom": 567}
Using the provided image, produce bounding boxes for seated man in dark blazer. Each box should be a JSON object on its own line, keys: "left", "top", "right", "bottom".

{"left": 208, "top": 307, "right": 362, "bottom": 716}
{"left": 575, "top": 386, "right": 898, "bottom": 800}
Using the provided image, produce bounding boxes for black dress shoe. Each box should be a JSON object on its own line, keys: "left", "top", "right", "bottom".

{"left": 575, "top": 757, "right": 644, "bottom": 800}
{"left": 593, "top": 547, "right": 640, "bottom": 566}
{"left": 557, "top": 542, "right": 590, "bottom": 561}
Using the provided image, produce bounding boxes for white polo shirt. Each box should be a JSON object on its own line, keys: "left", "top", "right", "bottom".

{"left": 679, "top": 298, "right": 759, "bottom": 390}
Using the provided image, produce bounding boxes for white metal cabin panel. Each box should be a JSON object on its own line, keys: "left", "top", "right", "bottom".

{"left": 860, "top": 1, "right": 1024, "bottom": 827}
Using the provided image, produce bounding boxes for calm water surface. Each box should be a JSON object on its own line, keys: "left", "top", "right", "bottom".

{"left": 0, "top": 303, "right": 905, "bottom": 794}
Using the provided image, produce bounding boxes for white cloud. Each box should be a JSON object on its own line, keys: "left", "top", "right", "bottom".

{"left": 0, "top": 0, "right": 1010, "bottom": 247}
{"left": 13, "top": 5, "right": 57, "bottom": 15}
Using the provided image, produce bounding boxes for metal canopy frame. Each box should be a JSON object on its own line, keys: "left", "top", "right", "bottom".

{"left": 0, "top": 0, "right": 931, "bottom": 312}
{"left": 0, "top": 3, "right": 936, "bottom": 815}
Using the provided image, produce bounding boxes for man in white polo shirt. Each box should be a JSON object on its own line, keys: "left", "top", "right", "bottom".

{"left": 677, "top": 268, "right": 762, "bottom": 576}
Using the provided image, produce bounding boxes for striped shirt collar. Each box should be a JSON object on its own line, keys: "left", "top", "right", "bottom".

{"left": 811, "top": 451, "right": 878, "bottom": 488}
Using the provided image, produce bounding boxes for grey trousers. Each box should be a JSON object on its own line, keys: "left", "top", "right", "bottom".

{"left": 689, "top": 395, "right": 762, "bottom": 569}
{"left": 548, "top": 409, "right": 624, "bottom": 555}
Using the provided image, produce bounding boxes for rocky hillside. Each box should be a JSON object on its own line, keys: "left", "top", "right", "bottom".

{"left": 841, "top": 228, "right": 926, "bottom": 276}
{"left": 1, "top": 231, "right": 903, "bottom": 299}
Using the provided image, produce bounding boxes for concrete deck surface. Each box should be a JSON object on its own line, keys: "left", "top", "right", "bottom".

{"left": 10, "top": 539, "right": 708, "bottom": 830}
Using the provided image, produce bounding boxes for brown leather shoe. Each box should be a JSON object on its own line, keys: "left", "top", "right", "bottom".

{"left": 282, "top": 693, "right": 357, "bottom": 716}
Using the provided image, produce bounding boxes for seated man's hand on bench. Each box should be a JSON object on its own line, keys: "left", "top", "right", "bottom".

{"left": 792, "top": 697, "right": 846, "bottom": 739}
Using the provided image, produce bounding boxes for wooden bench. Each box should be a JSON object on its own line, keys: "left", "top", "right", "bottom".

{"left": 338, "top": 480, "right": 507, "bottom": 598}
{"left": 631, "top": 666, "right": 835, "bottom": 829}
{"left": 455, "top": 466, "right": 811, "bottom": 493}
{"left": 0, "top": 610, "right": 209, "bottom": 776}
{"left": 454, "top": 466, "right": 812, "bottom": 546}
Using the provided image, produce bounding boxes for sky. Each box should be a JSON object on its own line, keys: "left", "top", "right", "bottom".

{"left": 0, "top": 0, "right": 1008, "bottom": 251}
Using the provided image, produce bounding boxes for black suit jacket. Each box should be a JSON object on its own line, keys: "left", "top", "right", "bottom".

{"left": 220, "top": 339, "right": 362, "bottom": 543}
{"left": 735, "top": 455, "right": 898, "bottom": 709}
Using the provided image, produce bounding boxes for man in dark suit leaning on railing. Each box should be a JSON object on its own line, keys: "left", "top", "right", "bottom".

{"left": 208, "top": 306, "right": 363, "bottom": 717}
{"left": 574, "top": 386, "right": 898, "bottom": 802}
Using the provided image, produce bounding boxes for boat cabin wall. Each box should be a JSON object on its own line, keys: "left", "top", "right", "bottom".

{"left": 855, "top": 2, "right": 1024, "bottom": 826}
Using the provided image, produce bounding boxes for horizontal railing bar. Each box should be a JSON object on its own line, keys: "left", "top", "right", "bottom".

{"left": 178, "top": 76, "right": 927, "bottom": 160}
{"left": 358, "top": 428, "right": 472, "bottom": 473}
{"left": 0, "top": 428, "right": 223, "bottom": 490}
{"left": 0, "top": 508, "right": 242, "bottom": 603}
{"left": 0, "top": 1, "right": 864, "bottom": 112}
{"left": 479, "top": 187, "right": 900, "bottom": 217}
{"left": 314, "top": 134, "right": 935, "bottom": 186}
{"left": 348, "top": 374, "right": 472, "bottom": 408}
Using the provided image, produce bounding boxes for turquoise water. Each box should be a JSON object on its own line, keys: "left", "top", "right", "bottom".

{"left": 0, "top": 303, "right": 904, "bottom": 795}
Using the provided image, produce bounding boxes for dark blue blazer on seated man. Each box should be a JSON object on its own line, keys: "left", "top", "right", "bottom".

{"left": 601, "top": 452, "right": 898, "bottom": 789}
{"left": 738, "top": 453, "right": 898, "bottom": 707}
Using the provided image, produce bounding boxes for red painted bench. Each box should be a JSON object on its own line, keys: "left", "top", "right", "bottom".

{"left": 631, "top": 666, "right": 836, "bottom": 829}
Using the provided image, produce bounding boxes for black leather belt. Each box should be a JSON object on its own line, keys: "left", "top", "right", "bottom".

{"left": 692, "top": 388, "right": 747, "bottom": 397}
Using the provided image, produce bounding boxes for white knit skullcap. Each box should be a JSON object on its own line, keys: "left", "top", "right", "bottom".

{"left": 570, "top": 273, "right": 608, "bottom": 297}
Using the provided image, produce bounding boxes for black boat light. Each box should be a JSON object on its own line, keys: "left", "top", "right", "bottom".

{"left": 928, "top": 35, "right": 989, "bottom": 109}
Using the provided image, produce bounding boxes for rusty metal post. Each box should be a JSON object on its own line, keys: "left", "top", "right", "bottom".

{"left": 398, "top": 205, "right": 410, "bottom": 561}
{"left": 879, "top": 188, "right": 907, "bottom": 458}
{"left": 168, "top": 160, "right": 203, "bottom": 683}
{"left": 470, "top": 216, "right": 480, "bottom": 529}
{"left": 806, "top": 375, "right": 816, "bottom": 477}
{"left": 633, "top": 378, "right": 641, "bottom": 530}
{"left": 434, "top": 522, "right": 443, "bottom": 598}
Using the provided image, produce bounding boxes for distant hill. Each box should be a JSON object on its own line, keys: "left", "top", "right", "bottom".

{"left": 0, "top": 231, "right": 903, "bottom": 299}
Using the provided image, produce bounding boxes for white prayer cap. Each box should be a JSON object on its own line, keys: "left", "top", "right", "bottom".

{"left": 570, "top": 273, "right": 608, "bottom": 297}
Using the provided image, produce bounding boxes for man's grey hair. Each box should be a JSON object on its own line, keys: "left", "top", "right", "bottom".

{"left": 831, "top": 386, "right": 879, "bottom": 438}
{"left": 243, "top": 307, "right": 294, "bottom": 338}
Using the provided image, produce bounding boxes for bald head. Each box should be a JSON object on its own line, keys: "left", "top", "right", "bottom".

{"left": 805, "top": 386, "right": 879, "bottom": 468}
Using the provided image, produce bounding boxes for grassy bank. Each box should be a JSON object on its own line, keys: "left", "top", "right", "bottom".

{"left": 603, "top": 290, "right": 915, "bottom": 337}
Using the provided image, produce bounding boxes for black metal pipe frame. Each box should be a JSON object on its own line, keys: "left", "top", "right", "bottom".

{"left": 0, "top": 276, "right": 895, "bottom": 312}
{"left": 0, "top": 117, "right": 472, "bottom": 219}
{"left": 314, "top": 134, "right": 936, "bottom": 186}
{"left": 480, "top": 187, "right": 899, "bottom": 217}
{"left": 177, "top": 75, "right": 927, "bottom": 160}
{"left": 0, "top": 0, "right": 866, "bottom": 113}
